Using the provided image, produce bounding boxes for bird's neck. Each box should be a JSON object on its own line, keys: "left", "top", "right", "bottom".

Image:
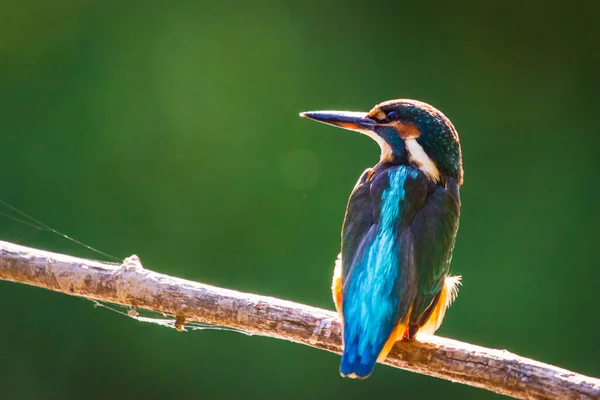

{"left": 377, "top": 139, "right": 441, "bottom": 184}
{"left": 376, "top": 138, "right": 407, "bottom": 164}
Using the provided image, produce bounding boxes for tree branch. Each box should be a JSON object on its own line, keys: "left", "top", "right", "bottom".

{"left": 0, "top": 240, "right": 597, "bottom": 399}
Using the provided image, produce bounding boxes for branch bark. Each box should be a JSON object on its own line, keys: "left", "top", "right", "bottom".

{"left": 0, "top": 240, "right": 597, "bottom": 399}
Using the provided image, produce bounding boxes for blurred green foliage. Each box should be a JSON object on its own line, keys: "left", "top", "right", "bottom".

{"left": 1, "top": 0, "right": 599, "bottom": 399}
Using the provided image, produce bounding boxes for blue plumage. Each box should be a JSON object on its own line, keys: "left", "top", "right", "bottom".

{"left": 340, "top": 167, "right": 417, "bottom": 377}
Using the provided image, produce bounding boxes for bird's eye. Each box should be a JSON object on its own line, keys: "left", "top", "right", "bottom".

{"left": 387, "top": 111, "right": 398, "bottom": 121}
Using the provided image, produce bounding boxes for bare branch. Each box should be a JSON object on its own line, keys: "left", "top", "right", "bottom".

{"left": 0, "top": 240, "right": 598, "bottom": 399}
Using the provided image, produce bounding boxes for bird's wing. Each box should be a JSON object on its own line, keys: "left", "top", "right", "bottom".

{"left": 408, "top": 178, "right": 461, "bottom": 330}
{"left": 340, "top": 167, "right": 375, "bottom": 282}
{"left": 339, "top": 165, "right": 429, "bottom": 377}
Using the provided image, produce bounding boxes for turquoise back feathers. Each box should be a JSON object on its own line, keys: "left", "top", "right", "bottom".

{"left": 340, "top": 167, "right": 420, "bottom": 377}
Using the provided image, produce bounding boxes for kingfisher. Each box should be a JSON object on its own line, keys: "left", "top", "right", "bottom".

{"left": 300, "top": 99, "right": 463, "bottom": 379}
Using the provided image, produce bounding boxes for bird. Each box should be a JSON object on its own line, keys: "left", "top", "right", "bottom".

{"left": 299, "top": 99, "right": 463, "bottom": 379}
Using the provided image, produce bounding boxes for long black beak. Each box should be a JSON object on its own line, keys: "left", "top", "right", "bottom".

{"left": 299, "top": 111, "right": 377, "bottom": 132}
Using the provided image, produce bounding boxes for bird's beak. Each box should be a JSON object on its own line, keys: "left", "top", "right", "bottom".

{"left": 299, "top": 111, "right": 377, "bottom": 133}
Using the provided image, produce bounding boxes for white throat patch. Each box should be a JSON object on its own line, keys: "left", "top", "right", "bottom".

{"left": 351, "top": 128, "right": 394, "bottom": 163}
{"left": 405, "top": 139, "right": 440, "bottom": 182}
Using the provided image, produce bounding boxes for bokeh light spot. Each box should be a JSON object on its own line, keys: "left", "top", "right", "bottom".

{"left": 281, "top": 149, "right": 321, "bottom": 191}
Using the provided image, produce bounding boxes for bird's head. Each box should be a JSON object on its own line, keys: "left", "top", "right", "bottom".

{"left": 300, "top": 99, "right": 463, "bottom": 185}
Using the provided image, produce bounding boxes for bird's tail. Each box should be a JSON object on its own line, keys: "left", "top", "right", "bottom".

{"left": 339, "top": 345, "right": 377, "bottom": 379}
{"left": 339, "top": 322, "right": 408, "bottom": 379}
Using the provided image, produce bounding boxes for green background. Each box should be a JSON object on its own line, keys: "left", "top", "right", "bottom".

{"left": 1, "top": 1, "right": 598, "bottom": 399}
